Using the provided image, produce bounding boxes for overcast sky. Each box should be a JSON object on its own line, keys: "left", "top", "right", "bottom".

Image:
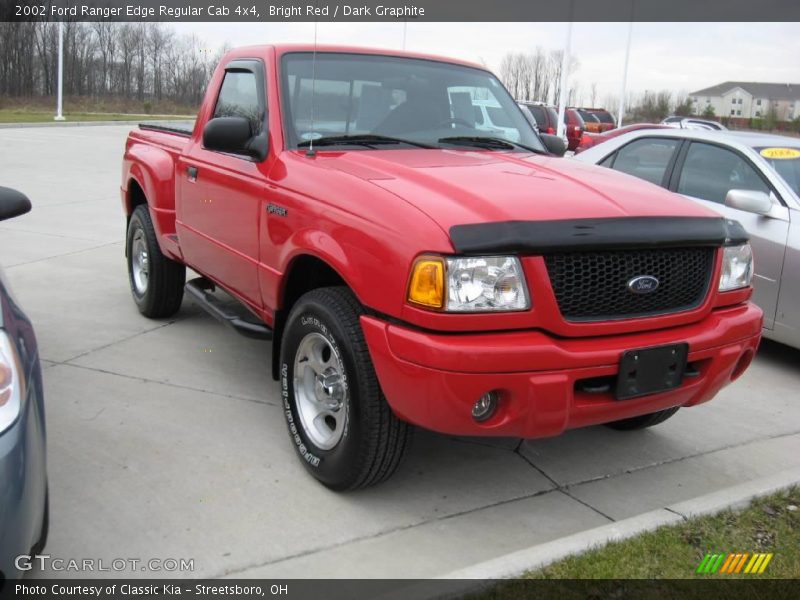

{"left": 171, "top": 22, "right": 800, "bottom": 104}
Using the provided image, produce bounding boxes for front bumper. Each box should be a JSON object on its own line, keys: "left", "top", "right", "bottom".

{"left": 361, "top": 302, "right": 763, "bottom": 438}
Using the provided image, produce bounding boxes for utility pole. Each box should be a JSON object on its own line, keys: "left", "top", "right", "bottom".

{"left": 555, "top": 19, "right": 573, "bottom": 139}
{"left": 55, "top": 20, "right": 65, "bottom": 121}
{"left": 617, "top": 20, "right": 633, "bottom": 127}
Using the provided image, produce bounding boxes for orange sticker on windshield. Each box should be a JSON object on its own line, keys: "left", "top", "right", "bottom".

{"left": 760, "top": 147, "right": 800, "bottom": 159}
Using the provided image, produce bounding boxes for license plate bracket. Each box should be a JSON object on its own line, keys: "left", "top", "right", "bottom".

{"left": 615, "top": 343, "right": 689, "bottom": 400}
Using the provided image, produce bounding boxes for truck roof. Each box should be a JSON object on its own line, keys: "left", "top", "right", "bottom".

{"left": 224, "top": 44, "right": 487, "bottom": 71}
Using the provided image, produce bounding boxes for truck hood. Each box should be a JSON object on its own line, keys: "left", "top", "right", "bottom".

{"left": 314, "top": 149, "right": 718, "bottom": 232}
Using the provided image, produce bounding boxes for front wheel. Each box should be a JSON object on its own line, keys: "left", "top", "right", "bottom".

{"left": 280, "top": 287, "right": 411, "bottom": 490}
{"left": 126, "top": 205, "right": 185, "bottom": 318}
{"left": 605, "top": 407, "right": 680, "bottom": 431}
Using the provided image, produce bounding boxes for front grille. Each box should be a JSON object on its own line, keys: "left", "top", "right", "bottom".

{"left": 544, "top": 247, "right": 715, "bottom": 321}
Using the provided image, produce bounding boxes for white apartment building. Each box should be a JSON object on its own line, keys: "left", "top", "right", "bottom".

{"left": 690, "top": 82, "right": 800, "bottom": 121}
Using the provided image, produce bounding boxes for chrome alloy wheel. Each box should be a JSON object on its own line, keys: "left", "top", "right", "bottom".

{"left": 131, "top": 229, "right": 149, "bottom": 295}
{"left": 293, "top": 332, "right": 348, "bottom": 450}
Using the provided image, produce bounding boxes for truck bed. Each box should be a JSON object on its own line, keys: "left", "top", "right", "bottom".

{"left": 139, "top": 120, "right": 195, "bottom": 137}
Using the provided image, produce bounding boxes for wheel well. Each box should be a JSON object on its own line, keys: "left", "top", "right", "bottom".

{"left": 124, "top": 180, "right": 148, "bottom": 257}
{"left": 271, "top": 255, "right": 347, "bottom": 380}
{"left": 127, "top": 179, "right": 147, "bottom": 219}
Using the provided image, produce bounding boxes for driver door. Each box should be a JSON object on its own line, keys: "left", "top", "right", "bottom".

{"left": 176, "top": 60, "right": 270, "bottom": 308}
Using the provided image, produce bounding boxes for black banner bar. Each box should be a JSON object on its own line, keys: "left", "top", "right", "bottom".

{"left": 2, "top": 579, "right": 800, "bottom": 600}
{"left": 2, "top": 0, "right": 800, "bottom": 22}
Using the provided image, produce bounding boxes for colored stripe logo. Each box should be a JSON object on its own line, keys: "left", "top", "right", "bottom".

{"left": 696, "top": 552, "right": 773, "bottom": 574}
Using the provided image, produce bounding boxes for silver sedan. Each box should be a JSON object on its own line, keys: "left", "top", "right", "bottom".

{"left": 575, "top": 128, "right": 800, "bottom": 349}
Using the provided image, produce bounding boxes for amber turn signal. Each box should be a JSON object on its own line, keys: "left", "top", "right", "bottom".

{"left": 407, "top": 256, "right": 445, "bottom": 309}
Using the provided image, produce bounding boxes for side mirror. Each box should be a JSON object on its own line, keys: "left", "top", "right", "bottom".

{"left": 540, "top": 133, "right": 567, "bottom": 157}
{"left": 0, "top": 187, "right": 32, "bottom": 222}
{"left": 725, "top": 189, "right": 773, "bottom": 216}
{"left": 203, "top": 116, "right": 267, "bottom": 160}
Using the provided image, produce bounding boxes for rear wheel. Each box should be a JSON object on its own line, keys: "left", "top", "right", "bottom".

{"left": 126, "top": 205, "right": 185, "bottom": 318}
{"left": 280, "top": 287, "right": 411, "bottom": 490}
{"left": 605, "top": 407, "right": 680, "bottom": 431}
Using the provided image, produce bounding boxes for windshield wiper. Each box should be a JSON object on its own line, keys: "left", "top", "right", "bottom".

{"left": 297, "top": 134, "right": 435, "bottom": 149}
{"left": 438, "top": 136, "right": 546, "bottom": 154}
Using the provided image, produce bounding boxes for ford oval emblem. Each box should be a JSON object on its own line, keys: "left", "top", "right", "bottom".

{"left": 627, "top": 275, "right": 660, "bottom": 294}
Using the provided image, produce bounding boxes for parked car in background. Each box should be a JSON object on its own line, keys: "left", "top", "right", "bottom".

{"left": 518, "top": 102, "right": 582, "bottom": 150}
{"left": 585, "top": 108, "right": 616, "bottom": 132}
{"left": 574, "top": 123, "right": 671, "bottom": 154}
{"left": 518, "top": 101, "right": 558, "bottom": 135}
{"left": 0, "top": 187, "right": 48, "bottom": 581}
{"left": 574, "top": 109, "right": 604, "bottom": 133}
{"left": 564, "top": 107, "right": 586, "bottom": 151}
{"left": 663, "top": 117, "right": 727, "bottom": 131}
{"left": 575, "top": 129, "right": 800, "bottom": 349}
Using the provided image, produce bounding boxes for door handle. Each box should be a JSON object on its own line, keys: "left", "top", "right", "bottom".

{"left": 186, "top": 166, "right": 198, "bottom": 181}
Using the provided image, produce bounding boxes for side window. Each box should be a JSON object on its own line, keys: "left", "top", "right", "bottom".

{"left": 214, "top": 70, "right": 263, "bottom": 135}
{"left": 677, "top": 142, "right": 770, "bottom": 204}
{"left": 610, "top": 138, "right": 680, "bottom": 186}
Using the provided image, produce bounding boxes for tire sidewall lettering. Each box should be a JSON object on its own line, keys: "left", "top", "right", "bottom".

{"left": 282, "top": 309, "right": 352, "bottom": 470}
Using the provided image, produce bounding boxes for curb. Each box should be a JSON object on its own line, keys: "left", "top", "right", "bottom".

{"left": 381, "top": 467, "right": 800, "bottom": 600}
{"left": 0, "top": 121, "right": 141, "bottom": 129}
{"left": 0, "top": 119, "right": 192, "bottom": 129}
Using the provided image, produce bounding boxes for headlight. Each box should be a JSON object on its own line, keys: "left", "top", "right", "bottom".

{"left": 0, "top": 330, "right": 24, "bottom": 434}
{"left": 719, "top": 243, "right": 754, "bottom": 291}
{"left": 407, "top": 255, "right": 530, "bottom": 312}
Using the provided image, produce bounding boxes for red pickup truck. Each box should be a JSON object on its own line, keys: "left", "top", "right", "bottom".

{"left": 121, "top": 45, "right": 763, "bottom": 490}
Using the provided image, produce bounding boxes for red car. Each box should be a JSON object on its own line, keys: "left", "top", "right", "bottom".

{"left": 575, "top": 109, "right": 604, "bottom": 134}
{"left": 121, "top": 45, "right": 762, "bottom": 490}
{"left": 564, "top": 108, "right": 586, "bottom": 151}
{"left": 574, "top": 123, "right": 672, "bottom": 154}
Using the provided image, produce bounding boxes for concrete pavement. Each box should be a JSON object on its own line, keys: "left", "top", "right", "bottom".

{"left": 0, "top": 125, "right": 798, "bottom": 579}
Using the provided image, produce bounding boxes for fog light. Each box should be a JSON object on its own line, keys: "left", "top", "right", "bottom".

{"left": 472, "top": 391, "right": 498, "bottom": 422}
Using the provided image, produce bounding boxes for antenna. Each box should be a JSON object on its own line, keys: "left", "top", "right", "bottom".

{"left": 306, "top": 14, "right": 319, "bottom": 157}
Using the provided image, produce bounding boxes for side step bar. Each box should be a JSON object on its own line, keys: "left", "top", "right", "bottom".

{"left": 185, "top": 278, "right": 273, "bottom": 340}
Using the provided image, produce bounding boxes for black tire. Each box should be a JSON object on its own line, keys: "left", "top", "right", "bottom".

{"left": 605, "top": 407, "right": 680, "bottom": 431}
{"left": 126, "top": 204, "right": 185, "bottom": 318}
{"left": 280, "top": 287, "right": 411, "bottom": 490}
{"left": 31, "top": 487, "right": 48, "bottom": 556}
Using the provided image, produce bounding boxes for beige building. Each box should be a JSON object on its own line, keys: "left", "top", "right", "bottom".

{"left": 690, "top": 82, "right": 800, "bottom": 121}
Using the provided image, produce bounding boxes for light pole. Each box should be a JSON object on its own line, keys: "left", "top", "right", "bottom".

{"left": 55, "top": 20, "right": 65, "bottom": 121}
{"left": 617, "top": 20, "right": 633, "bottom": 127}
{"left": 555, "top": 20, "right": 573, "bottom": 139}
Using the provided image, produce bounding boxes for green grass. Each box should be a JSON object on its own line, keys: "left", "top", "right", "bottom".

{"left": 0, "top": 109, "right": 192, "bottom": 124}
{"left": 480, "top": 487, "right": 799, "bottom": 599}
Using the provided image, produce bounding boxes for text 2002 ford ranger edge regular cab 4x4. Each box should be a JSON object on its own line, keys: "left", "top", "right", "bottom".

{"left": 121, "top": 45, "right": 763, "bottom": 490}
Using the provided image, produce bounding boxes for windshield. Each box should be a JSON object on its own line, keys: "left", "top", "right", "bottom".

{"left": 756, "top": 146, "right": 800, "bottom": 196}
{"left": 281, "top": 52, "right": 545, "bottom": 153}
